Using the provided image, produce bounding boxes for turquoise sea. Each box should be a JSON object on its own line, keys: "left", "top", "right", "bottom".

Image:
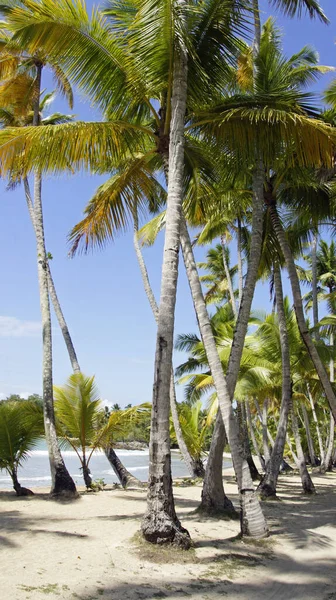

{"left": 0, "top": 441, "right": 232, "bottom": 489}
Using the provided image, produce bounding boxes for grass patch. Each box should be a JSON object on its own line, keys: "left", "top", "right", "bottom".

{"left": 131, "top": 532, "right": 198, "bottom": 564}
{"left": 19, "top": 584, "right": 61, "bottom": 595}
{"left": 204, "top": 552, "right": 263, "bottom": 580}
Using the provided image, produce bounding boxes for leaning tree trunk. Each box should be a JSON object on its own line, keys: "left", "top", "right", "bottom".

{"left": 180, "top": 211, "right": 268, "bottom": 538}
{"left": 11, "top": 469, "right": 34, "bottom": 497}
{"left": 32, "top": 64, "right": 76, "bottom": 497}
{"left": 311, "top": 232, "right": 319, "bottom": 338}
{"left": 291, "top": 405, "right": 315, "bottom": 494}
{"left": 221, "top": 235, "right": 237, "bottom": 318}
{"left": 132, "top": 207, "right": 199, "bottom": 478}
{"left": 259, "top": 263, "right": 292, "bottom": 498}
{"left": 199, "top": 413, "right": 237, "bottom": 516}
{"left": 141, "top": 42, "right": 191, "bottom": 548}
{"left": 237, "top": 217, "right": 243, "bottom": 308}
{"left": 245, "top": 399, "right": 266, "bottom": 470}
{"left": 24, "top": 178, "right": 81, "bottom": 374}
{"left": 105, "top": 447, "right": 145, "bottom": 488}
{"left": 262, "top": 400, "right": 271, "bottom": 467}
{"left": 321, "top": 332, "right": 335, "bottom": 472}
{"left": 237, "top": 401, "right": 261, "bottom": 481}
{"left": 301, "top": 403, "right": 317, "bottom": 466}
{"left": 269, "top": 204, "right": 336, "bottom": 422}
{"left": 307, "top": 384, "right": 325, "bottom": 464}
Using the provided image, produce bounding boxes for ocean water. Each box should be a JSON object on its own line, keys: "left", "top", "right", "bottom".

{"left": 0, "top": 443, "right": 232, "bottom": 490}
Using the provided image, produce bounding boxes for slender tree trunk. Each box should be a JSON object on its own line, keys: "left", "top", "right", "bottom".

{"left": 311, "top": 232, "right": 319, "bottom": 338}
{"left": 220, "top": 235, "right": 237, "bottom": 318}
{"left": 245, "top": 399, "right": 265, "bottom": 470}
{"left": 291, "top": 406, "right": 315, "bottom": 494}
{"left": 262, "top": 400, "right": 271, "bottom": 466}
{"left": 237, "top": 401, "right": 260, "bottom": 481}
{"left": 82, "top": 456, "right": 92, "bottom": 489}
{"left": 141, "top": 41, "right": 191, "bottom": 548}
{"left": 132, "top": 208, "right": 199, "bottom": 478}
{"left": 307, "top": 385, "right": 325, "bottom": 464}
{"left": 24, "top": 178, "right": 81, "bottom": 374}
{"left": 105, "top": 447, "right": 145, "bottom": 488}
{"left": 259, "top": 264, "right": 292, "bottom": 498}
{"left": 180, "top": 213, "right": 268, "bottom": 538}
{"left": 321, "top": 332, "right": 335, "bottom": 472}
{"left": 11, "top": 469, "right": 33, "bottom": 497}
{"left": 269, "top": 204, "right": 336, "bottom": 421}
{"left": 301, "top": 404, "right": 317, "bottom": 466}
{"left": 237, "top": 217, "right": 243, "bottom": 308}
{"left": 33, "top": 64, "right": 76, "bottom": 497}
{"left": 199, "top": 414, "right": 237, "bottom": 515}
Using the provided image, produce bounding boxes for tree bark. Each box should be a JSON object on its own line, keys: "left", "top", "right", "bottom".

{"left": 301, "top": 403, "right": 317, "bottom": 466}
{"left": 321, "top": 332, "right": 335, "bottom": 472}
{"left": 237, "top": 217, "right": 243, "bottom": 308}
{"left": 82, "top": 457, "right": 92, "bottom": 489}
{"left": 307, "top": 384, "right": 325, "bottom": 464}
{"left": 180, "top": 210, "right": 268, "bottom": 538}
{"left": 141, "top": 40, "right": 191, "bottom": 548}
{"left": 245, "top": 399, "right": 265, "bottom": 470}
{"left": 259, "top": 263, "right": 292, "bottom": 498}
{"left": 311, "top": 232, "right": 319, "bottom": 338}
{"left": 132, "top": 207, "right": 199, "bottom": 478}
{"left": 291, "top": 405, "right": 315, "bottom": 494}
{"left": 269, "top": 204, "right": 336, "bottom": 421}
{"left": 33, "top": 63, "right": 77, "bottom": 497}
{"left": 24, "top": 178, "right": 81, "bottom": 374}
{"left": 11, "top": 469, "right": 34, "bottom": 497}
{"left": 220, "top": 235, "right": 237, "bottom": 318}
{"left": 262, "top": 400, "right": 271, "bottom": 467}
{"left": 105, "top": 447, "right": 145, "bottom": 488}
{"left": 237, "top": 401, "right": 260, "bottom": 481}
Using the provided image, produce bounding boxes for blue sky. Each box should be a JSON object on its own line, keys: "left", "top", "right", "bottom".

{"left": 0, "top": 0, "right": 335, "bottom": 405}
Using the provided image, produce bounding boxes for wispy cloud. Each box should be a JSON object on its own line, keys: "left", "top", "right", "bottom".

{"left": 0, "top": 316, "right": 41, "bottom": 338}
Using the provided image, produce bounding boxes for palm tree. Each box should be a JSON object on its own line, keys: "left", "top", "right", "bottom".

{"left": 54, "top": 373, "right": 151, "bottom": 488}
{"left": 0, "top": 399, "right": 44, "bottom": 495}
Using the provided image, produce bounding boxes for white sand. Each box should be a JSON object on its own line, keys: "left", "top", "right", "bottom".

{"left": 1, "top": 471, "right": 336, "bottom": 600}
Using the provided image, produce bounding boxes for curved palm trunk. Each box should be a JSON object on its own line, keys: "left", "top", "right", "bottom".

{"left": 11, "top": 468, "right": 34, "bottom": 497}
{"left": 237, "top": 401, "right": 260, "bottom": 480}
{"left": 237, "top": 217, "right": 243, "bottom": 307}
{"left": 132, "top": 209, "right": 198, "bottom": 478}
{"left": 82, "top": 456, "right": 92, "bottom": 489}
{"left": 141, "top": 44, "right": 191, "bottom": 548}
{"left": 269, "top": 204, "right": 336, "bottom": 422}
{"left": 199, "top": 414, "right": 237, "bottom": 515}
{"left": 311, "top": 233, "right": 319, "bottom": 337}
{"left": 259, "top": 263, "right": 292, "bottom": 498}
{"left": 24, "top": 178, "right": 81, "bottom": 373}
{"left": 301, "top": 403, "right": 317, "bottom": 466}
{"left": 104, "top": 447, "right": 145, "bottom": 488}
{"left": 307, "top": 384, "right": 325, "bottom": 464}
{"left": 245, "top": 399, "right": 265, "bottom": 470}
{"left": 291, "top": 405, "right": 315, "bottom": 494}
{"left": 32, "top": 64, "right": 76, "bottom": 497}
{"left": 221, "top": 235, "right": 237, "bottom": 318}
{"left": 180, "top": 209, "right": 268, "bottom": 538}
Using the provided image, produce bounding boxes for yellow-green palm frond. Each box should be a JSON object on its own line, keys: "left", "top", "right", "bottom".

{"left": 68, "top": 152, "right": 165, "bottom": 254}
{"left": 0, "top": 71, "right": 35, "bottom": 116}
{"left": 138, "top": 210, "right": 166, "bottom": 247}
{"left": 0, "top": 120, "right": 155, "bottom": 178}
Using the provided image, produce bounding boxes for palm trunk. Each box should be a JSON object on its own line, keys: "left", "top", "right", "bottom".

{"left": 199, "top": 414, "right": 237, "bottom": 515}
{"left": 237, "top": 217, "right": 243, "bottom": 308}
{"left": 259, "top": 263, "right": 292, "bottom": 498}
{"left": 291, "top": 405, "right": 315, "bottom": 494}
{"left": 321, "top": 332, "right": 335, "bottom": 472}
{"left": 311, "top": 233, "right": 319, "bottom": 338}
{"left": 269, "top": 204, "right": 336, "bottom": 421}
{"left": 141, "top": 42, "right": 191, "bottom": 548}
{"left": 220, "top": 235, "right": 237, "bottom": 318}
{"left": 262, "top": 400, "right": 271, "bottom": 466}
{"left": 132, "top": 208, "right": 198, "bottom": 478}
{"left": 307, "top": 384, "right": 325, "bottom": 464}
{"left": 11, "top": 468, "right": 33, "bottom": 497}
{"left": 24, "top": 178, "right": 81, "bottom": 374}
{"left": 301, "top": 404, "right": 317, "bottom": 466}
{"left": 237, "top": 401, "right": 260, "bottom": 480}
{"left": 180, "top": 212, "right": 268, "bottom": 538}
{"left": 33, "top": 63, "right": 76, "bottom": 497}
{"left": 82, "top": 456, "right": 92, "bottom": 489}
{"left": 105, "top": 447, "right": 145, "bottom": 488}
{"left": 245, "top": 399, "right": 265, "bottom": 470}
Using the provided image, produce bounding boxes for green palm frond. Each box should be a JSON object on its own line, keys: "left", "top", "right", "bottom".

{"left": 0, "top": 400, "right": 44, "bottom": 472}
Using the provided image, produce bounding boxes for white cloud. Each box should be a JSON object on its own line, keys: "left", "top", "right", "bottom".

{"left": 0, "top": 316, "right": 41, "bottom": 338}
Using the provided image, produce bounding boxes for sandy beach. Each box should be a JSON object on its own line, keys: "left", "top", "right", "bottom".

{"left": 1, "top": 470, "right": 335, "bottom": 600}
